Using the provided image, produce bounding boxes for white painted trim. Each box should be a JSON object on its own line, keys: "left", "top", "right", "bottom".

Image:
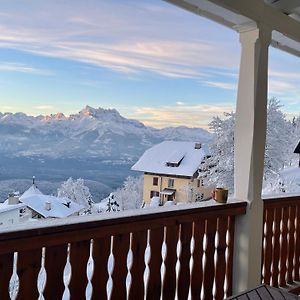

{"left": 232, "top": 25, "right": 271, "bottom": 293}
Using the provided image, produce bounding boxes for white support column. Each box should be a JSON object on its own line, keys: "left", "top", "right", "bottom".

{"left": 233, "top": 24, "right": 271, "bottom": 294}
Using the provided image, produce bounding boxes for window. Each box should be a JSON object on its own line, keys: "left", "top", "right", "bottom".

{"left": 153, "top": 177, "right": 158, "bottom": 186}
{"left": 150, "top": 191, "right": 159, "bottom": 198}
{"left": 197, "top": 179, "right": 204, "bottom": 187}
{"left": 168, "top": 178, "right": 174, "bottom": 188}
{"left": 195, "top": 193, "right": 205, "bottom": 202}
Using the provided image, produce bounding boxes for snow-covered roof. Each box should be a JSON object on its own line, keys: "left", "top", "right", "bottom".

{"left": 131, "top": 141, "right": 207, "bottom": 177}
{"left": 280, "top": 166, "right": 300, "bottom": 182}
{"left": 20, "top": 184, "right": 43, "bottom": 199}
{"left": 18, "top": 183, "right": 84, "bottom": 218}
{"left": 20, "top": 194, "right": 84, "bottom": 218}
{"left": 0, "top": 202, "right": 26, "bottom": 214}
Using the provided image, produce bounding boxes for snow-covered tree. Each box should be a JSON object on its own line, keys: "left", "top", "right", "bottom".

{"left": 264, "top": 98, "right": 293, "bottom": 177}
{"left": 201, "top": 98, "right": 294, "bottom": 193}
{"left": 200, "top": 112, "right": 235, "bottom": 193}
{"left": 106, "top": 193, "right": 120, "bottom": 212}
{"left": 58, "top": 178, "right": 93, "bottom": 209}
{"left": 113, "top": 176, "right": 143, "bottom": 210}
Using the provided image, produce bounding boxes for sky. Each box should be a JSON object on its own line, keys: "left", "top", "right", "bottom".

{"left": 0, "top": 0, "right": 299, "bottom": 129}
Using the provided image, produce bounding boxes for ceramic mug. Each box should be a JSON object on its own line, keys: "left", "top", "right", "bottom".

{"left": 212, "top": 188, "right": 228, "bottom": 203}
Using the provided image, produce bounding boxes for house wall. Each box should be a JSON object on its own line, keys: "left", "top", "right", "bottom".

{"left": 143, "top": 173, "right": 213, "bottom": 204}
{"left": 0, "top": 209, "right": 21, "bottom": 226}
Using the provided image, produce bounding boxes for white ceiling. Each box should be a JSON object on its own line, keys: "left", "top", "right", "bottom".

{"left": 264, "top": 0, "right": 300, "bottom": 19}
{"left": 166, "top": 0, "right": 300, "bottom": 57}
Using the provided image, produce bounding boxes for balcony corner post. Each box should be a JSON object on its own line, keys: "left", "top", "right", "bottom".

{"left": 232, "top": 23, "right": 271, "bottom": 294}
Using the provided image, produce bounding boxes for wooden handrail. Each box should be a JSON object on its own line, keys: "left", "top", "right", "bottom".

{"left": 0, "top": 201, "right": 247, "bottom": 300}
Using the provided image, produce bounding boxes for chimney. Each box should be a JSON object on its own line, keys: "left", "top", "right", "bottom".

{"left": 8, "top": 192, "right": 19, "bottom": 205}
{"left": 45, "top": 201, "right": 51, "bottom": 211}
{"left": 194, "top": 143, "right": 202, "bottom": 149}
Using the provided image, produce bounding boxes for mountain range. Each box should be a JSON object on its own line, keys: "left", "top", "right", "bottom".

{"left": 0, "top": 105, "right": 212, "bottom": 160}
{"left": 0, "top": 106, "right": 212, "bottom": 198}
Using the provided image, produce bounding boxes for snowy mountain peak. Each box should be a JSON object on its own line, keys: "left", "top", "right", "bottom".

{"left": 42, "top": 112, "right": 67, "bottom": 122}
{"left": 78, "top": 106, "right": 120, "bottom": 119}
{"left": 79, "top": 105, "right": 98, "bottom": 117}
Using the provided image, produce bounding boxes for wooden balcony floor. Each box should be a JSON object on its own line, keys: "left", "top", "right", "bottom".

{"left": 227, "top": 285, "right": 300, "bottom": 300}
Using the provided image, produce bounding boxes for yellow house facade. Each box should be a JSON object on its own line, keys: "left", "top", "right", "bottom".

{"left": 132, "top": 141, "right": 214, "bottom": 205}
{"left": 143, "top": 172, "right": 212, "bottom": 204}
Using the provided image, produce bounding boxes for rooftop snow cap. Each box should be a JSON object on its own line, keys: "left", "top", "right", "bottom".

{"left": 45, "top": 201, "right": 51, "bottom": 211}
{"left": 166, "top": 149, "right": 185, "bottom": 167}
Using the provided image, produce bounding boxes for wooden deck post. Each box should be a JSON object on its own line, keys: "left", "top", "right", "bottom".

{"left": 233, "top": 23, "right": 271, "bottom": 294}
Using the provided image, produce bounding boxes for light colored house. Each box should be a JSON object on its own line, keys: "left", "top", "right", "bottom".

{"left": 19, "top": 184, "right": 84, "bottom": 219}
{"left": 0, "top": 202, "right": 27, "bottom": 226}
{"left": 132, "top": 141, "right": 213, "bottom": 204}
{"left": 0, "top": 192, "right": 31, "bottom": 226}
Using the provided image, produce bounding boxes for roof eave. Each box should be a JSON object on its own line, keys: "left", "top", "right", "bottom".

{"left": 165, "top": 0, "right": 300, "bottom": 58}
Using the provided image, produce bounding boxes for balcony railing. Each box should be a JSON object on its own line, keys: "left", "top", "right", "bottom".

{"left": 262, "top": 194, "right": 300, "bottom": 294}
{"left": 0, "top": 201, "right": 246, "bottom": 300}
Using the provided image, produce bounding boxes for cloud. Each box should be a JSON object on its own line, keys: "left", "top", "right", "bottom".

{"left": 176, "top": 101, "right": 185, "bottom": 105}
{"left": 268, "top": 79, "right": 298, "bottom": 95}
{"left": 34, "top": 105, "right": 55, "bottom": 111}
{"left": 0, "top": 62, "right": 52, "bottom": 75}
{"left": 269, "top": 70, "right": 300, "bottom": 80}
{"left": 0, "top": 1, "right": 239, "bottom": 79}
{"left": 127, "top": 103, "right": 234, "bottom": 129}
{"left": 203, "top": 81, "right": 237, "bottom": 90}
{"left": 0, "top": 105, "right": 13, "bottom": 111}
